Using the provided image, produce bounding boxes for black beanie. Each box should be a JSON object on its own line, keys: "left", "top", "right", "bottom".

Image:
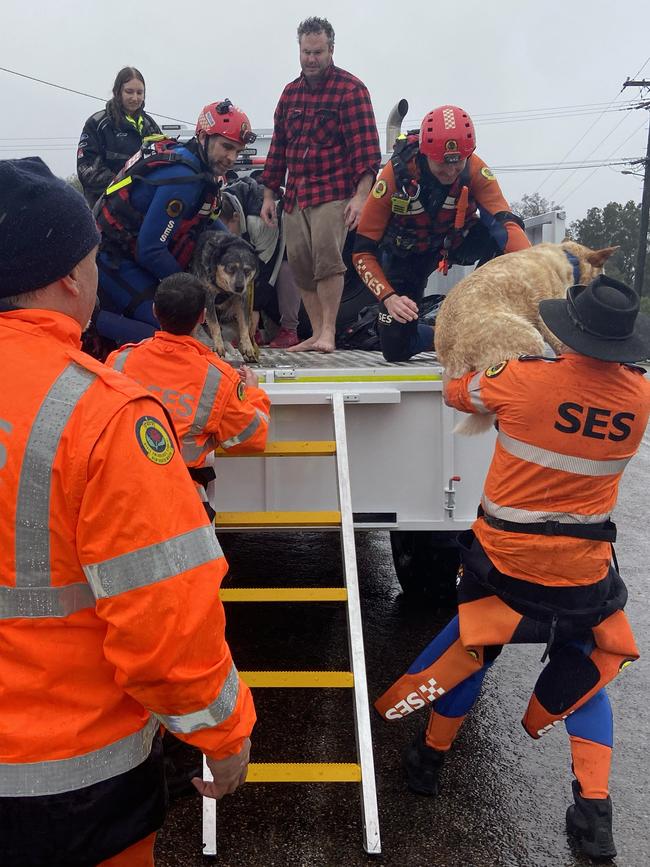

{"left": 0, "top": 157, "right": 101, "bottom": 298}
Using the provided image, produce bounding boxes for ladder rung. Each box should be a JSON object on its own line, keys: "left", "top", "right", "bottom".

{"left": 215, "top": 510, "right": 341, "bottom": 528}
{"left": 241, "top": 670, "right": 353, "bottom": 688}
{"left": 220, "top": 587, "right": 347, "bottom": 602}
{"left": 216, "top": 440, "right": 336, "bottom": 457}
{"left": 247, "top": 762, "right": 361, "bottom": 783}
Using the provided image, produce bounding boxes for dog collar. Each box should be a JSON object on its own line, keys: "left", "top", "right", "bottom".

{"left": 564, "top": 250, "right": 582, "bottom": 286}
{"left": 211, "top": 291, "right": 232, "bottom": 304}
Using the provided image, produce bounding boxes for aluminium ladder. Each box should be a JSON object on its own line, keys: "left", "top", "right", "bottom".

{"left": 202, "top": 391, "right": 381, "bottom": 857}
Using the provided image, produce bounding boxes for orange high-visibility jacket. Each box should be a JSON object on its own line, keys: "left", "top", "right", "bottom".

{"left": 106, "top": 332, "right": 270, "bottom": 471}
{"left": 352, "top": 153, "right": 530, "bottom": 303}
{"left": 0, "top": 309, "right": 255, "bottom": 798}
{"left": 445, "top": 355, "right": 650, "bottom": 586}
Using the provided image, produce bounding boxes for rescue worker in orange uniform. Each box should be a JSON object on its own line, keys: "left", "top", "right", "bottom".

{"left": 106, "top": 272, "right": 271, "bottom": 519}
{"left": 0, "top": 157, "right": 255, "bottom": 867}
{"left": 375, "top": 276, "right": 650, "bottom": 861}
{"left": 352, "top": 105, "right": 531, "bottom": 362}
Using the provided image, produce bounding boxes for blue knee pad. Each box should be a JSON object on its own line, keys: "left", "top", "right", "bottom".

{"left": 565, "top": 689, "right": 613, "bottom": 748}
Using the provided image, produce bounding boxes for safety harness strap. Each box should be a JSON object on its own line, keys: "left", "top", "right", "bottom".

{"left": 477, "top": 505, "right": 617, "bottom": 542}
{"left": 188, "top": 466, "right": 217, "bottom": 487}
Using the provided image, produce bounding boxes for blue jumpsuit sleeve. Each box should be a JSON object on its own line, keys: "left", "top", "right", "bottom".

{"left": 132, "top": 166, "right": 204, "bottom": 279}
{"left": 478, "top": 209, "right": 508, "bottom": 252}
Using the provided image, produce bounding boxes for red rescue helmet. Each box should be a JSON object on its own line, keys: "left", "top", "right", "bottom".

{"left": 419, "top": 105, "right": 476, "bottom": 163}
{"left": 195, "top": 99, "right": 256, "bottom": 146}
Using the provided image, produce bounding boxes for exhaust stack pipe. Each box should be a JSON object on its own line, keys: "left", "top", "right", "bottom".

{"left": 386, "top": 99, "right": 409, "bottom": 152}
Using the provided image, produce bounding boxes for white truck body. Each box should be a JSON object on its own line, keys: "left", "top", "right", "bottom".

{"left": 214, "top": 349, "right": 492, "bottom": 531}
{"left": 213, "top": 212, "right": 567, "bottom": 534}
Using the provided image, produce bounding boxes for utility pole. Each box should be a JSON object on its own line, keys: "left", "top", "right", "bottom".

{"left": 622, "top": 79, "right": 650, "bottom": 296}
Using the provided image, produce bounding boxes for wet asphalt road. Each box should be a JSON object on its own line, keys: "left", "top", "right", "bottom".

{"left": 155, "top": 433, "right": 650, "bottom": 867}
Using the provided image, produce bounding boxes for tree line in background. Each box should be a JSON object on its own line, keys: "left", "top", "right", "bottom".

{"left": 512, "top": 192, "right": 650, "bottom": 301}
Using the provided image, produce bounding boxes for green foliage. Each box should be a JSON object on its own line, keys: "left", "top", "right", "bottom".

{"left": 512, "top": 192, "right": 563, "bottom": 219}
{"left": 569, "top": 201, "right": 649, "bottom": 295}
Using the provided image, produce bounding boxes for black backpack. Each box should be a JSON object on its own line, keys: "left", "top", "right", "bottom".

{"left": 336, "top": 304, "right": 381, "bottom": 350}
{"left": 335, "top": 294, "right": 446, "bottom": 351}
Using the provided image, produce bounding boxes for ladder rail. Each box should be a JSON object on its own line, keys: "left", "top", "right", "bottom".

{"left": 202, "top": 756, "right": 217, "bottom": 856}
{"left": 331, "top": 392, "right": 381, "bottom": 856}
{"left": 202, "top": 397, "right": 382, "bottom": 857}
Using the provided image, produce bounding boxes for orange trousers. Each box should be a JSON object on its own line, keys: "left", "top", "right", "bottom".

{"left": 97, "top": 833, "right": 156, "bottom": 867}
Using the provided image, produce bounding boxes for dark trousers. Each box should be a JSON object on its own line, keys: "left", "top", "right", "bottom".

{"left": 378, "top": 223, "right": 501, "bottom": 363}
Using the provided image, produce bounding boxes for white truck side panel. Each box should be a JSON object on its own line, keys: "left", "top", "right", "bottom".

{"left": 212, "top": 374, "right": 495, "bottom": 531}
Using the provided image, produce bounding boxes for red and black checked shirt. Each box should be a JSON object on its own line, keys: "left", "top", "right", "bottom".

{"left": 261, "top": 64, "right": 381, "bottom": 212}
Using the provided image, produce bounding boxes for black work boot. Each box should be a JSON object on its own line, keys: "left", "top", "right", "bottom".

{"left": 566, "top": 779, "right": 617, "bottom": 861}
{"left": 403, "top": 732, "right": 446, "bottom": 796}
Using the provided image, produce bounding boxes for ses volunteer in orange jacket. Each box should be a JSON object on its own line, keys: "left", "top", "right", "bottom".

{"left": 352, "top": 105, "right": 530, "bottom": 362}
{"left": 374, "top": 277, "right": 650, "bottom": 861}
{"left": 106, "top": 272, "right": 271, "bottom": 519}
{"left": 0, "top": 158, "right": 255, "bottom": 867}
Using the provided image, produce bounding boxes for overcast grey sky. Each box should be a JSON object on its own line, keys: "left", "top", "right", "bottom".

{"left": 1, "top": 0, "right": 649, "bottom": 224}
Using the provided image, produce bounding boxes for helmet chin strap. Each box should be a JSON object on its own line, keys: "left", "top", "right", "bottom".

{"left": 196, "top": 134, "right": 210, "bottom": 169}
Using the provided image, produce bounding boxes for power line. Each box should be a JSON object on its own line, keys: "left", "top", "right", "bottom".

{"left": 1, "top": 64, "right": 641, "bottom": 132}
{"left": 560, "top": 117, "right": 649, "bottom": 203}
{"left": 493, "top": 158, "right": 638, "bottom": 173}
{"left": 375, "top": 102, "right": 638, "bottom": 132}
{"left": 545, "top": 111, "right": 635, "bottom": 200}
{"left": 534, "top": 54, "right": 650, "bottom": 196}
{"left": 0, "top": 66, "right": 192, "bottom": 124}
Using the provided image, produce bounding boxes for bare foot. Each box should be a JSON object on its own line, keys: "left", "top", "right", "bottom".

{"left": 286, "top": 335, "right": 320, "bottom": 352}
{"left": 310, "top": 337, "right": 335, "bottom": 353}
{"left": 287, "top": 331, "right": 335, "bottom": 353}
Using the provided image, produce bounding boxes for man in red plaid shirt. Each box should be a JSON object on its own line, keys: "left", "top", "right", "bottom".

{"left": 260, "top": 16, "right": 381, "bottom": 352}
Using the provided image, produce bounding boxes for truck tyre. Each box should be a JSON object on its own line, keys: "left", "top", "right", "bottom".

{"left": 389, "top": 531, "right": 460, "bottom": 602}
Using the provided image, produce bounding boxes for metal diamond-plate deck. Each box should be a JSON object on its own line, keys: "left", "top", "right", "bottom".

{"left": 253, "top": 349, "right": 440, "bottom": 372}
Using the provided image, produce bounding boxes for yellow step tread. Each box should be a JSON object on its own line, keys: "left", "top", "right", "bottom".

{"left": 240, "top": 670, "right": 353, "bottom": 688}
{"left": 215, "top": 510, "right": 341, "bottom": 527}
{"left": 216, "top": 440, "right": 336, "bottom": 457}
{"left": 247, "top": 762, "right": 361, "bottom": 783}
{"left": 220, "top": 587, "right": 347, "bottom": 602}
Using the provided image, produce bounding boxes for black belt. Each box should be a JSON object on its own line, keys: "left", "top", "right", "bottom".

{"left": 477, "top": 505, "right": 617, "bottom": 543}
{"left": 188, "top": 466, "right": 216, "bottom": 487}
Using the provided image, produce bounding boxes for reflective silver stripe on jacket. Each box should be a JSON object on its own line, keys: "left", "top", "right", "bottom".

{"left": 155, "top": 662, "right": 240, "bottom": 734}
{"left": 15, "top": 364, "right": 96, "bottom": 587}
{"left": 497, "top": 431, "right": 630, "bottom": 477}
{"left": 83, "top": 524, "right": 223, "bottom": 599}
{"left": 111, "top": 347, "right": 134, "bottom": 372}
{"left": 467, "top": 371, "right": 489, "bottom": 413}
{"left": 192, "top": 366, "right": 222, "bottom": 435}
{"left": 0, "top": 582, "right": 96, "bottom": 620}
{"left": 182, "top": 434, "right": 216, "bottom": 464}
{"left": 220, "top": 411, "right": 264, "bottom": 450}
{"left": 179, "top": 366, "right": 222, "bottom": 462}
{"left": 0, "top": 715, "right": 158, "bottom": 797}
{"left": 481, "top": 494, "right": 611, "bottom": 526}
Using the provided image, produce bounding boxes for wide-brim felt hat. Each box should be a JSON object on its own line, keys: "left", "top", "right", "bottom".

{"left": 539, "top": 275, "right": 650, "bottom": 363}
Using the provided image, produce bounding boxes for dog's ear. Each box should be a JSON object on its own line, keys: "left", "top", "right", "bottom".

{"left": 236, "top": 236, "right": 257, "bottom": 256}
{"left": 198, "top": 230, "right": 240, "bottom": 258}
{"left": 585, "top": 246, "right": 619, "bottom": 267}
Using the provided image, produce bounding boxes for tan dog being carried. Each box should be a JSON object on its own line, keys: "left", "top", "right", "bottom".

{"left": 435, "top": 240, "right": 617, "bottom": 432}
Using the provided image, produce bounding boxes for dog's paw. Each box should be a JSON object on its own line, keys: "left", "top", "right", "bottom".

{"left": 214, "top": 340, "right": 227, "bottom": 358}
{"left": 240, "top": 341, "right": 260, "bottom": 363}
